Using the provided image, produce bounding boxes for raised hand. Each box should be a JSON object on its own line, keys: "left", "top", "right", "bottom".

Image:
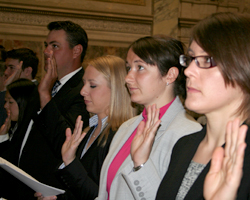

{"left": 131, "top": 104, "right": 161, "bottom": 167}
{"left": 0, "top": 110, "right": 11, "bottom": 135}
{"left": 34, "top": 192, "right": 57, "bottom": 200}
{"left": 204, "top": 118, "right": 247, "bottom": 200}
{"left": 38, "top": 50, "right": 58, "bottom": 108}
{"left": 4, "top": 61, "right": 23, "bottom": 87}
{"left": 61, "top": 115, "right": 86, "bottom": 166}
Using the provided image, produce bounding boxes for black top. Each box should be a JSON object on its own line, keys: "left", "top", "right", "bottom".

{"left": 0, "top": 90, "right": 7, "bottom": 127}
{"left": 55, "top": 127, "right": 116, "bottom": 200}
{"left": 0, "top": 69, "right": 90, "bottom": 200}
{"left": 156, "top": 125, "right": 250, "bottom": 200}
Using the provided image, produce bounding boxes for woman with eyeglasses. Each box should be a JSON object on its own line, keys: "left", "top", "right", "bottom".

{"left": 155, "top": 12, "right": 250, "bottom": 200}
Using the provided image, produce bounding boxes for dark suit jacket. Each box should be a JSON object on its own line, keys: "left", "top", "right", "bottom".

{"left": 0, "top": 122, "right": 18, "bottom": 157}
{"left": 0, "top": 68, "right": 89, "bottom": 200}
{"left": 55, "top": 127, "right": 116, "bottom": 200}
{"left": 0, "top": 90, "right": 7, "bottom": 127}
{"left": 156, "top": 125, "right": 250, "bottom": 200}
{"left": 0, "top": 85, "right": 40, "bottom": 159}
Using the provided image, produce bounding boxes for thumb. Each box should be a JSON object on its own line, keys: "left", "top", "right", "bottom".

{"left": 136, "top": 121, "right": 146, "bottom": 136}
{"left": 209, "top": 147, "right": 224, "bottom": 174}
{"left": 65, "top": 128, "right": 72, "bottom": 142}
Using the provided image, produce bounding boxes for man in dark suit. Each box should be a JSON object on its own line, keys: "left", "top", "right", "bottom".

{"left": 0, "top": 61, "right": 6, "bottom": 127}
{"left": 0, "top": 21, "right": 89, "bottom": 199}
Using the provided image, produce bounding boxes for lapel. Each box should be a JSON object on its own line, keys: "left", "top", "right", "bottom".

{"left": 53, "top": 68, "right": 84, "bottom": 103}
{"left": 172, "top": 127, "right": 207, "bottom": 199}
{"left": 103, "top": 97, "right": 185, "bottom": 177}
{"left": 4, "top": 87, "right": 40, "bottom": 164}
{"left": 155, "top": 96, "right": 184, "bottom": 141}
{"left": 183, "top": 126, "right": 212, "bottom": 200}
{"left": 11, "top": 87, "right": 40, "bottom": 144}
{"left": 101, "top": 115, "right": 142, "bottom": 184}
{"left": 108, "top": 115, "right": 142, "bottom": 162}
{"left": 76, "top": 126, "right": 95, "bottom": 158}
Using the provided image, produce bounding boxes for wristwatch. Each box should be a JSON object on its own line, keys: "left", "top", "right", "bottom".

{"left": 133, "top": 163, "right": 144, "bottom": 172}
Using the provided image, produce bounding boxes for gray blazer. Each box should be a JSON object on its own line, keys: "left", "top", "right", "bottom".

{"left": 97, "top": 97, "right": 202, "bottom": 200}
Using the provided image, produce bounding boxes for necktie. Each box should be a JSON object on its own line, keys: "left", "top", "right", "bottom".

{"left": 51, "top": 80, "right": 61, "bottom": 97}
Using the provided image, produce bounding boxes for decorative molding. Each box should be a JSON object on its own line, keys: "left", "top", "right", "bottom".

{"left": 0, "top": 11, "right": 151, "bottom": 35}
{"left": 181, "top": 0, "right": 239, "bottom": 6}
{"left": 177, "top": 0, "right": 249, "bottom": 46}
{"left": 180, "top": 0, "right": 239, "bottom": 9}
{"left": 87, "top": 0, "right": 145, "bottom": 6}
{"left": 0, "top": 3, "right": 152, "bottom": 24}
{"left": 178, "top": 17, "right": 199, "bottom": 27}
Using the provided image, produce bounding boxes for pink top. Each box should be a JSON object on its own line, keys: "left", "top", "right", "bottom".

{"left": 106, "top": 99, "right": 175, "bottom": 199}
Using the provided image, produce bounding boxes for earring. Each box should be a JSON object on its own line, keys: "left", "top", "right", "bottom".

{"left": 166, "top": 82, "right": 169, "bottom": 86}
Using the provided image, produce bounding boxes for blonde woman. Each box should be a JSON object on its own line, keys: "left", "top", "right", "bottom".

{"left": 36, "top": 55, "right": 136, "bottom": 200}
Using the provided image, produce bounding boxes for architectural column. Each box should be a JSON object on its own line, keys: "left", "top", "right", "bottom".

{"left": 153, "top": 0, "right": 179, "bottom": 38}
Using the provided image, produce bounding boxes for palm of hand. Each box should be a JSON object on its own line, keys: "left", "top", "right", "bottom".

{"left": 203, "top": 119, "right": 247, "bottom": 200}
{"left": 131, "top": 105, "right": 161, "bottom": 167}
{"left": 61, "top": 116, "right": 86, "bottom": 166}
{"left": 0, "top": 113, "right": 11, "bottom": 135}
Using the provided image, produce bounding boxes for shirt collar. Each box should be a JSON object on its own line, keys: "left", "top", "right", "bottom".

{"left": 89, "top": 115, "right": 108, "bottom": 132}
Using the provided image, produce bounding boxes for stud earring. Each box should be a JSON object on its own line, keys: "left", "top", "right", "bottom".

{"left": 166, "top": 82, "right": 169, "bottom": 86}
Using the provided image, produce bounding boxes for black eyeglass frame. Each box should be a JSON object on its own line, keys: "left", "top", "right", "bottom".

{"left": 179, "top": 54, "right": 217, "bottom": 69}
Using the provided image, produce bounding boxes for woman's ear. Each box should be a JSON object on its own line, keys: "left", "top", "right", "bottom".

{"left": 165, "top": 67, "right": 179, "bottom": 85}
{"left": 73, "top": 44, "right": 83, "bottom": 59}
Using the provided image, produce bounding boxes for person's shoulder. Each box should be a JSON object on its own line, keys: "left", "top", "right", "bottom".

{"left": 110, "top": 115, "right": 141, "bottom": 142}
{"left": 181, "top": 124, "right": 205, "bottom": 141}
{"left": 169, "top": 109, "right": 202, "bottom": 133}
{"left": 119, "top": 114, "right": 141, "bottom": 128}
{"left": 167, "top": 97, "right": 202, "bottom": 130}
{"left": 66, "top": 67, "right": 84, "bottom": 88}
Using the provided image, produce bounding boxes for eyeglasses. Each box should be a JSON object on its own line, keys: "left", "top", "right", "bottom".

{"left": 179, "top": 54, "right": 217, "bottom": 69}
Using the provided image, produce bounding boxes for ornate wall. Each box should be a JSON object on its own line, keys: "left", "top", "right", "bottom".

{"left": 1, "top": 0, "right": 250, "bottom": 80}
{"left": 178, "top": 0, "right": 250, "bottom": 46}
{"left": 153, "top": 0, "right": 250, "bottom": 47}
{"left": 0, "top": 0, "right": 153, "bottom": 80}
{"left": 153, "top": 0, "right": 179, "bottom": 38}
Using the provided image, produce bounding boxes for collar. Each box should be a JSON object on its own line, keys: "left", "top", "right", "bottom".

{"left": 57, "top": 67, "right": 82, "bottom": 91}
{"left": 142, "top": 98, "right": 176, "bottom": 121}
{"left": 89, "top": 114, "right": 108, "bottom": 132}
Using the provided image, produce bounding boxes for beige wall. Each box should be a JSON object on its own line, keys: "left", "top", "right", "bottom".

{"left": 0, "top": 0, "right": 153, "bottom": 80}
{"left": 1, "top": 0, "right": 250, "bottom": 81}
{"left": 178, "top": 0, "right": 244, "bottom": 46}
{"left": 153, "top": 0, "right": 179, "bottom": 38}
{"left": 153, "top": 0, "right": 250, "bottom": 47}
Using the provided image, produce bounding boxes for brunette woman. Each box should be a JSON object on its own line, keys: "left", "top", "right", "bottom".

{"left": 156, "top": 12, "right": 250, "bottom": 200}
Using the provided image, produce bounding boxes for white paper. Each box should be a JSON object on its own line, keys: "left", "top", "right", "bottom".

{"left": 0, "top": 157, "right": 65, "bottom": 197}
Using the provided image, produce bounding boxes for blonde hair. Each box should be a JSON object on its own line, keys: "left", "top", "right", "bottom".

{"left": 88, "top": 55, "right": 136, "bottom": 146}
